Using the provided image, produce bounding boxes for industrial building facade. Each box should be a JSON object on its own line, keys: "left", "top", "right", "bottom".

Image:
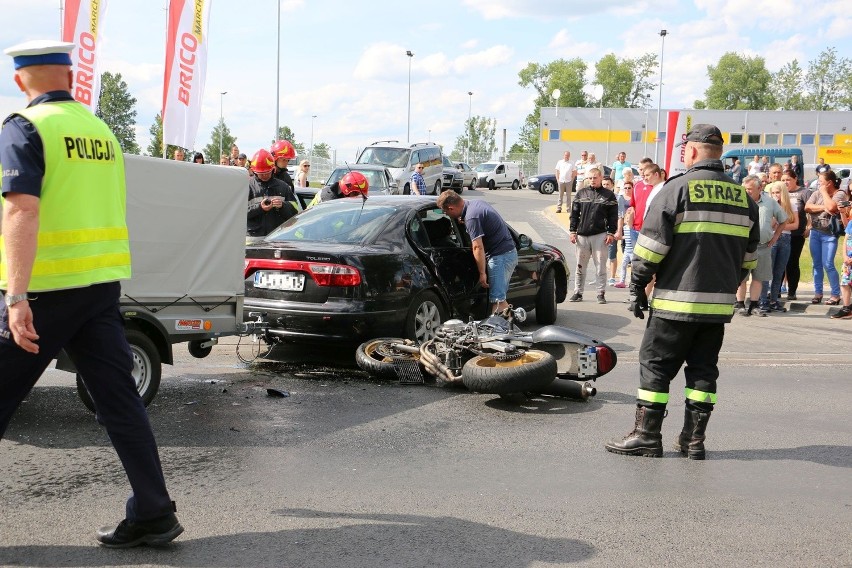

{"left": 538, "top": 107, "right": 852, "bottom": 179}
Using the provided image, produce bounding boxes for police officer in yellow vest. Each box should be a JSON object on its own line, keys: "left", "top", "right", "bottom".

{"left": 0, "top": 40, "right": 182, "bottom": 547}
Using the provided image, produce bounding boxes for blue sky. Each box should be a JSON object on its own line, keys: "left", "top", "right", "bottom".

{"left": 1, "top": 0, "right": 850, "bottom": 161}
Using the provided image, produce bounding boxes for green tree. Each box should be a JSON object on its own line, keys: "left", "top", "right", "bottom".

{"left": 593, "top": 52, "right": 658, "bottom": 108}
{"left": 804, "top": 47, "right": 851, "bottom": 111}
{"left": 451, "top": 115, "right": 497, "bottom": 163}
{"left": 203, "top": 121, "right": 236, "bottom": 164}
{"left": 96, "top": 71, "right": 139, "bottom": 154}
{"left": 147, "top": 112, "right": 163, "bottom": 157}
{"left": 702, "top": 52, "right": 773, "bottom": 110}
{"left": 516, "top": 58, "right": 589, "bottom": 153}
{"left": 276, "top": 126, "right": 296, "bottom": 143}
{"left": 772, "top": 60, "right": 808, "bottom": 110}
{"left": 311, "top": 142, "right": 330, "bottom": 159}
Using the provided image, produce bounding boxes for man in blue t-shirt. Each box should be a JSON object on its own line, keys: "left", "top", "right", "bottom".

{"left": 437, "top": 190, "right": 517, "bottom": 314}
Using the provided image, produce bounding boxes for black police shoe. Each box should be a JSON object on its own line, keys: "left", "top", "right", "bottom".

{"left": 96, "top": 513, "right": 183, "bottom": 548}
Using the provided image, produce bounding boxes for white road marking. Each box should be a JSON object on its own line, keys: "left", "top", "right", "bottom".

{"left": 507, "top": 221, "right": 543, "bottom": 244}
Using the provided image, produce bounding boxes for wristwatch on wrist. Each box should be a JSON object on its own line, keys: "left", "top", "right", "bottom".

{"left": 3, "top": 293, "right": 28, "bottom": 308}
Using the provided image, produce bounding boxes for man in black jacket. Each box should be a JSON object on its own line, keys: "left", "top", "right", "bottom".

{"left": 247, "top": 149, "right": 298, "bottom": 237}
{"left": 568, "top": 167, "right": 618, "bottom": 304}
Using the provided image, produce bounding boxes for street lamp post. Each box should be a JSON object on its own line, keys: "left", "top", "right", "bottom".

{"left": 654, "top": 29, "right": 668, "bottom": 163}
{"left": 406, "top": 50, "right": 414, "bottom": 143}
{"left": 310, "top": 115, "right": 317, "bottom": 159}
{"left": 219, "top": 91, "right": 227, "bottom": 161}
{"left": 467, "top": 91, "right": 473, "bottom": 163}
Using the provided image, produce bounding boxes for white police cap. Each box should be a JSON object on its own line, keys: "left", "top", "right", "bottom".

{"left": 4, "top": 40, "right": 74, "bottom": 70}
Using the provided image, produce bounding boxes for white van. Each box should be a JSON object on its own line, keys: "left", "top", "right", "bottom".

{"left": 474, "top": 161, "right": 521, "bottom": 190}
{"left": 356, "top": 141, "right": 443, "bottom": 195}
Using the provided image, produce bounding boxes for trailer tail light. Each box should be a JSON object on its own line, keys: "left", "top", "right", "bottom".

{"left": 245, "top": 259, "right": 361, "bottom": 287}
{"left": 595, "top": 345, "right": 617, "bottom": 377}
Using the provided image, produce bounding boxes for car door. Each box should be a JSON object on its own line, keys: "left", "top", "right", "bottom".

{"left": 409, "top": 207, "right": 488, "bottom": 318}
{"left": 495, "top": 164, "right": 506, "bottom": 186}
{"left": 506, "top": 227, "right": 541, "bottom": 310}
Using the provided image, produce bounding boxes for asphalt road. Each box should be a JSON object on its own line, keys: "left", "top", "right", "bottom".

{"left": 1, "top": 186, "right": 850, "bottom": 567}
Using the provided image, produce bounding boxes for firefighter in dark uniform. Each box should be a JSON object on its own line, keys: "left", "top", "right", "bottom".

{"left": 605, "top": 124, "right": 760, "bottom": 460}
{"left": 247, "top": 148, "right": 300, "bottom": 237}
{"left": 0, "top": 40, "right": 182, "bottom": 546}
{"left": 307, "top": 170, "right": 370, "bottom": 208}
{"left": 271, "top": 138, "right": 296, "bottom": 190}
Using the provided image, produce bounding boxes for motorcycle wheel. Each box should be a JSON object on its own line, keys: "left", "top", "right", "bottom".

{"left": 355, "top": 337, "right": 420, "bottom": 380}
{"left": 461, "top": 349, "right": 556, "bottom": 395}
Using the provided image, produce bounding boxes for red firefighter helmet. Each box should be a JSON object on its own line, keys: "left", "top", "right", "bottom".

{"left": 270, "top": 139, "right": 296, "bottom": 160}
{"left": 339, "top": 171, "right": 369, "bottom": 197}
{"left": 250, "top": 149, "right": 275, "bottom": 174}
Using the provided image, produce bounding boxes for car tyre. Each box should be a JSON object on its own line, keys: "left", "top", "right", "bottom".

{"left": 403, "top": 183, "right": 411, "bottom": 195}
{"left": 488, "top": 179, "right": 496, "bottom": 191}
{"left": 462, "top": 350, "right": 557, "bottom": 394}
{"left": 511, "top": 180, "right": 519, "bottom": 191}
{"left": 433, "top": 180, "right": 442, "bottom": 195}
{"left": 468, "top": 177, "right": 476, "bottom": 191}
{"left": 355, "top": 337, "right": 420, "bottom": 380}
{"left": 76, "top": 329, "right": 162, "bottom": 413}
{"left": 535, "top": 269, "right": 558, "bottom": 324}
{"left": 540, "top": 180, "right": 555, "bottom": 195}
{"left": 405, "top": 290, "right": 447, "bottom": 343}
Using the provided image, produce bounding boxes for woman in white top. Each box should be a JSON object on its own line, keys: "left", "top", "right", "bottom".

{"left": 765, "top": 180, "right": 798, "bottom": 311}
{"left": 296, "top": 160, "right": 310, "bottom": 188}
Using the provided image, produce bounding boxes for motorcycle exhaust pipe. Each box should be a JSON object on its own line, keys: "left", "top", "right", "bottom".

{"left": 419, "top": 342, "right": 460, "bottom": 384}
{"left": 536, "top": 379, "right": 597, "bottom": 400}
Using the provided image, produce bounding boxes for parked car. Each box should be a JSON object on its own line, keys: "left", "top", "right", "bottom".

{"left": 324, "top": 164, "right": 399, "bottom": 195}
{"left": 808, "top": 168, "right": 850, "bottom": 192}
{"left": 243, "top": 196, "right": 570, "bottom": 344}
{"left": 475, "top": 161, "right": 522, "bottom": 190}
{"left": 455, "top": 162, "right": 477, "bottom": 190}
{"left": 528, "top": 165, "right": 638, "bottom": 194}
{"left": 441, "top": 155, "right": 464, "bottom": 192}
{"left": 356, "top": 140, "right": 443, "bottom": 195}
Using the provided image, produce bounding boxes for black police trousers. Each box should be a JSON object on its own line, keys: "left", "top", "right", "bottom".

{"left": 0, "top": 282, "right": 174, "bottom": 521}
{"left": 638, "top": 314, "right": 724, "bottom": 411}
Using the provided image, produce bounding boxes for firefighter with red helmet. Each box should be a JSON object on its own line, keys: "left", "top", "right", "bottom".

{"left": 271, "top": 139, "right": 296, "bottom": 191}
{"left": 247, "top": 148, "right": 300, "bottom": 237}
{"left": 309, "top": 171, "right": 370, "bottom": 207}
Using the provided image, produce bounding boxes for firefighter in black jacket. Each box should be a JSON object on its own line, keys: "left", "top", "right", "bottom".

{"left": 605, "top": 124, "right": 759, "bottom": 460}
{"left": 271, "top": 139, "right": 296, "bottom": 190}
{"left": 247, "top": 149, "right": 299, "bottom": 237}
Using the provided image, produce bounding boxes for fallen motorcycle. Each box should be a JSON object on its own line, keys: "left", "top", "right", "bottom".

{"left": 355, "top": 307, "right": 617, "bottom": 399}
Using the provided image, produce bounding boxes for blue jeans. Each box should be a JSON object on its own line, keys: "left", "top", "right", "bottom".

{"left": 487, "top": 248, "right": 518, "bottom": 303}
{"left": 769, "top": 233, "right": 792, "bottom": 303}
{"left": 809, "top": 230, "right": 840, "bottom": 297}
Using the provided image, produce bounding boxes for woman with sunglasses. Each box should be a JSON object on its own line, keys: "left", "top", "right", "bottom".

{"left": 297, "top": 160, "right": 310, "bottom": 188}
{"left": 764, "top": 181, "right": 798, "bottom": 311}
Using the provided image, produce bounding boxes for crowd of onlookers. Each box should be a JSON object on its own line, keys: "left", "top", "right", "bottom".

{"left": 558, "top": 150, "right": 852, "bottom": 319}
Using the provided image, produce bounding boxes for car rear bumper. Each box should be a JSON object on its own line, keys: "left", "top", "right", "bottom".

{"left": 244, "top": 298, "right": 406, "bottom": 343}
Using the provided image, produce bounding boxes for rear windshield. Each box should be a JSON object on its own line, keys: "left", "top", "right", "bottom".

{"left": 265, "top": 202, "right": 397, "bottom": 244}
{"left": 358, "top": 147, "right": 410, "bottom": 168}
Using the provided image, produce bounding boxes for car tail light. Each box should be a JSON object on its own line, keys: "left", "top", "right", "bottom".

{"left": 245, "top": 259, "right": 361, "bottom": 287}
{"left": 595, "top": 345, "right": 617, "bottom": 377}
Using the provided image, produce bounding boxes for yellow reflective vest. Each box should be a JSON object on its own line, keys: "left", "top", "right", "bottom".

{"left": 0, "top": 101, "right": 131, "bottom": 292}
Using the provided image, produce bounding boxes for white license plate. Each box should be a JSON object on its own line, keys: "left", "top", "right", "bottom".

{"left": 254, "top": 270, "right": 305, "bottom": 291}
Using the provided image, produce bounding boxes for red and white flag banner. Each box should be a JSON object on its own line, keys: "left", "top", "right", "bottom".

{"left": 62, "top": 0, "right": 110, "bottom": 112}
{"left": 162, "top": 0, "right": 212, "bottom": 151}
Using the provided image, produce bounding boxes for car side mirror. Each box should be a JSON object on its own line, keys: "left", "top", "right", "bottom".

{"left": 518, "top": 234, "right": 532, "bottom": 248}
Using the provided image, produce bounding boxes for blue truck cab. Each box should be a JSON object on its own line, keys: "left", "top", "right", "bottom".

{"left": 721, "top": 147, "right": 803, "bottom": 176}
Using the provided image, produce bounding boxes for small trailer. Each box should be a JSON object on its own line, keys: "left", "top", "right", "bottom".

{"left": 58, "top": 155, "right": 259, "bottom": 411}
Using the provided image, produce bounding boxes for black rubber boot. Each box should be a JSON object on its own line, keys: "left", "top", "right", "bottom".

{"left": 605, "top": 406, "right": 666, "bottom": 457}
{"left": 673, "top": 407, "right": 711, "bottom": 460}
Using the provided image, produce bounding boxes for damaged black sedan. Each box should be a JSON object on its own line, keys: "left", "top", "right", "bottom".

{"left": 244, "top": 196, "right": 569, "bottom": 344}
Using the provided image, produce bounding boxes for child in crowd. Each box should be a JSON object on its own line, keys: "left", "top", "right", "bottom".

{"left": 614, "top": 207, "right": 635, "bottom": 288}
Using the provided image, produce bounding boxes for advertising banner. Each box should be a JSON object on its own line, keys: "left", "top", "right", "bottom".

{"left": 663, "top": 110, "right": 693, "bottom": 177}
{"left": 162, "top": 0, "right": 212, "bottom": 151}
{"left": 62, "top": 0, "right": 110, "bottom": 112}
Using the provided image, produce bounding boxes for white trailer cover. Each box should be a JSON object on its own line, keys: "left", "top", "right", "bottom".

{"left": 122, "top": 155, "right": 247, "bottom": 302}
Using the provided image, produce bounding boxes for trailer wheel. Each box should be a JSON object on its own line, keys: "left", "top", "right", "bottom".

{"left": 75, "top": 329, "right": 162, "bottom": 413}
{"left": 462, "top": 350, "right": 556, "bottom": 394}
{"left": 188, "top": 340, "right": 213, "bottom": 358}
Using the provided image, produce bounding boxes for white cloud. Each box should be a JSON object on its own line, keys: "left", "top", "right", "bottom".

{"left": 453, "top": 45, "right": 514, "bottom": 74}
{"left": 461, "top": 39, "right": 479, "bottom": 49}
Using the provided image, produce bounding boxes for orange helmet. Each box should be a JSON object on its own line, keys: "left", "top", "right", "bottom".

{"left": 250, "top": 149, "right": 275, "bottom": 174}
{"left": 339, "top": 171, "right": 369, "bottom": 197}
{"left": 271, "top": 139, "right": 296, "bottom": 160}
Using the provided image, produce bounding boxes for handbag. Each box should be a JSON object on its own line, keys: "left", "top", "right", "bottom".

{"left": 828, "top": 214, "right": 845, "bottom": 238}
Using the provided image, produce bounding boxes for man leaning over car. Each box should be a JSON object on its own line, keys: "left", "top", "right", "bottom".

{"left": 438, "top": 190, "right": 518, "bottom": 314}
